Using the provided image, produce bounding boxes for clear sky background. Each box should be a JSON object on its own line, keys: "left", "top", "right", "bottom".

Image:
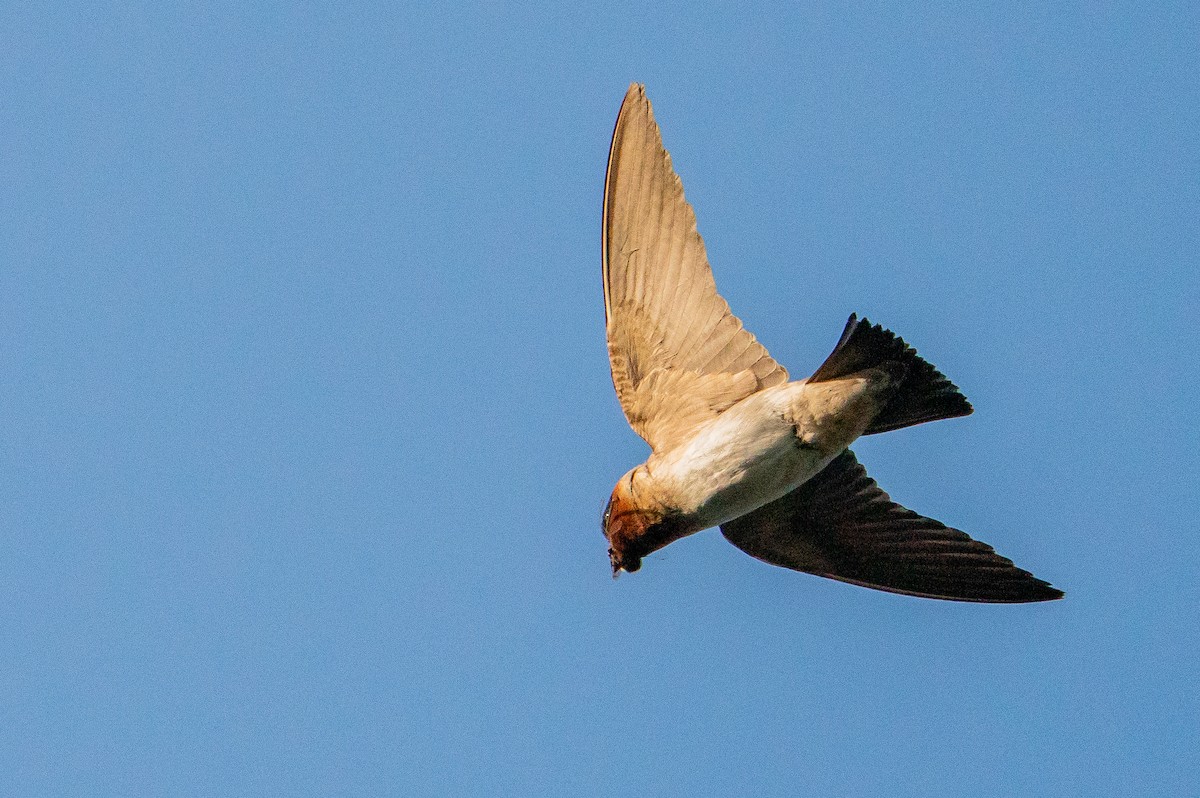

{"left": 3, "top": 2, "right": 1197, "bottom": 796}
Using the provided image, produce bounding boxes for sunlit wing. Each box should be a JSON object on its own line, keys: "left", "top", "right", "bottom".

{"left": 721, "top": 450, "right": 1064, "bottom": 603}
{"left": 603, "top": 84, "right": 788, "bottom": 452}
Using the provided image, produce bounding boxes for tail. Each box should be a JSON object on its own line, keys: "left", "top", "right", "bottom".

{"left": 808, "top": 314, "right": 973, "bottom": 435}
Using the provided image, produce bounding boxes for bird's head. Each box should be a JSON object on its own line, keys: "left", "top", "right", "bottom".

{"left": 601, "top": 469, "right": 687, "bottom": 575}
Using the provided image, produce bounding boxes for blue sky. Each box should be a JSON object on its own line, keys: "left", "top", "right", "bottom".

{"left": 3, "top": 2, "right": 1197, "bottom": 795}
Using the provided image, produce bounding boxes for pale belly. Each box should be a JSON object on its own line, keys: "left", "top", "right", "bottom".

{"left": 647, "top": 384, "right": 835, "bottom": 529}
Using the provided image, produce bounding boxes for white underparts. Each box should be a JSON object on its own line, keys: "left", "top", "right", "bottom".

{"left": 643, "top": 378, "right": 880, "bottom": 531}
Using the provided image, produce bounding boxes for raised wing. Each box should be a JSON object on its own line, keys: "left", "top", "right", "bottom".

{"left": 603, "top": 84, "right": 787, "bottom": 451}
{"left": 721, "top": 450, "right": 1063, "bottom": 603}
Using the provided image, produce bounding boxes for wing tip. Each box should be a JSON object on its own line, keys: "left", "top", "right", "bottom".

{"left": 620, "top": 82, "right": 648, "bottom": 115}
{"left": 1020, "top": 581, "right": 1066, "bottom": 603}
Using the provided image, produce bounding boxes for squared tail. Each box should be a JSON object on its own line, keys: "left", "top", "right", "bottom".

{"left": 808, "top": 314, "right": 973, "bottom": 435}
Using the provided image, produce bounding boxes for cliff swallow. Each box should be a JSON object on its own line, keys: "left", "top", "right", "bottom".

{"left": 600, "top": 84, "right": 1062, "bottom": 602}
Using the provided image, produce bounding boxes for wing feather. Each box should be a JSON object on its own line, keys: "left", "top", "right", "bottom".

{"left": 603, "top": 84, "right": 788, "bottom": 451}
{"left": 721, "top": 450, "right": 1063, "bottom": 603}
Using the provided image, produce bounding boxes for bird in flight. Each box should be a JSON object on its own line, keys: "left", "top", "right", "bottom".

{"left": 599, "top": 84, "right": 1062, "bottom": 603}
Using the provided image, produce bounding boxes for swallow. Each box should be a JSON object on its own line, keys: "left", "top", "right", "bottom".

{"left": 599, "top": 84, "right": 1062, "bottom": 603}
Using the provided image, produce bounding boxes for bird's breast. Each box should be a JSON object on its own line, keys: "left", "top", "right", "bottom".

{"left": 646, "top": 384, "right": 832, "bottom": 530}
